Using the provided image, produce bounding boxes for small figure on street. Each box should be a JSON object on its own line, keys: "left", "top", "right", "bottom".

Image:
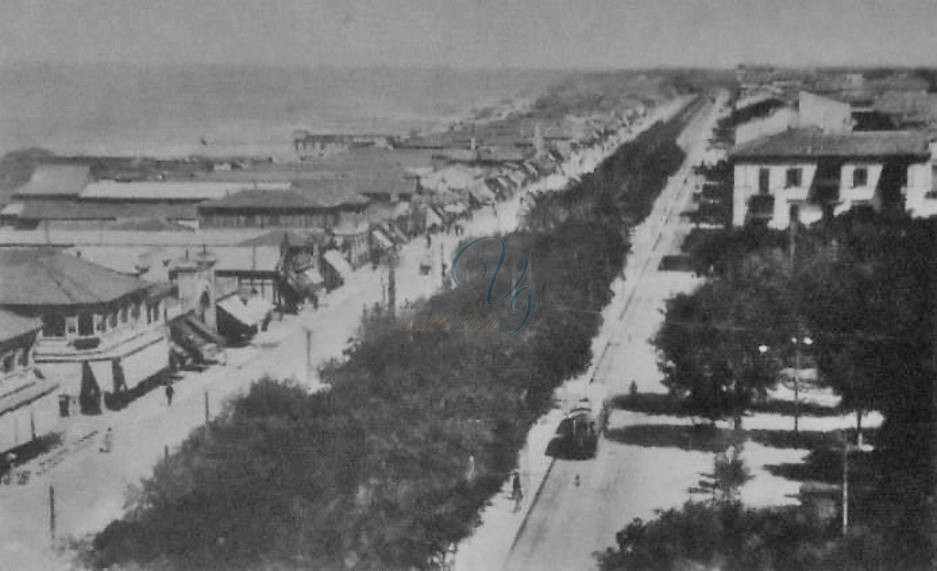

{"left": 575, "top": 473, "right": 581, "bottom": 487}
{"left": 165, "top": 381, "right": 175, "bottom": 407}
{"left": 426, "top": 234, "right": 432, "bottom": 248}
{"left": 3, "top": 452, "right": 16, "bottom": 485}
{"left": 99, "top": 427, "right": 113, "bottom": 453}
{"left": 512, "top": 470, "right": 523, "bottom": 512}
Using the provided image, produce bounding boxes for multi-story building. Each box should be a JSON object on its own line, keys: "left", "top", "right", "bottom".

{"left": 0, "top": 310, "right": 60, "bottom": 454}
{"left": 730, "top": 128, "right": 935, "bottom": 228}
{"left": 0, "top": 249, "right": 172, "bottom": 415}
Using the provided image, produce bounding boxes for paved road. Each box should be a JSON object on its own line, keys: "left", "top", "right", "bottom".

{"left": 503, "top": 94, "right": 724, "bottom": 571}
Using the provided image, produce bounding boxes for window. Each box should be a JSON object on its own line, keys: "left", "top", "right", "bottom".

{"left": 853, "top": 167, "right": 868, "bottom": 188}
{"left": 108, "top": 311, "right": 118, "bottom": 329}
{"left": 131, "top": 303, "right": 141, "bottom": 321}
{"left": 78, "top": 313, "right": 94, "bottom": 336}
{"left": 758, "top": 168, "right": 770, "bottom": 194}
{"left": 95, "top": 313, "right": 105, "bottom": 333}
{"left": 66, "top": 316, "right": 78, "bottom": 336}
{"left": 18, "top": 348, "right": 29, "bottom": 367}
{"left": 120, "top": 306, "right": 128, "bottom": 324}
{"left": 2, "top": 353, "right": 14, "bottom": 374}
{"left": 785, "top": 168, "right": 802, "bottom": 188}
{"left": 42, "top": 314, "right": 66, "bottom": 337}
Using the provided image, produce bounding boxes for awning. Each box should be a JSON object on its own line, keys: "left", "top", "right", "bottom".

{"left": 424, "top": 207, "right": 444, "bottom": 227}
{"left": 217, "top": 295, "right": 274, "bottom": 328}
{"left": 0, "top": 378, "right": 60, "bottom": 417}
{"left": 183, "top": 314, "right": 226, "bottom": 346}
{"left": 323, "top": 249, "right": 354, "bottom": 279}
{"left": 302, "top": 266, "right": 325, "bottom": 285}
{"left": 371, "top": 229, "right": 394, "bottom": 250}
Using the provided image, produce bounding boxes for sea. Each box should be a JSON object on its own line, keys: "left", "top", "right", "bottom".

{"left": 0, "top": 62, "right": 567, "bottom": 159}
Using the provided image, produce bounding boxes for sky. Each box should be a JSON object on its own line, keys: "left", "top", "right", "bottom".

{"left": 1, "top": 0, "right": 936, "bottom": 69}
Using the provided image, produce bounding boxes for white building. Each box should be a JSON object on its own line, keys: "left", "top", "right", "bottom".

{"left": 731, "top": 128, "right": 935, "bottom": 228}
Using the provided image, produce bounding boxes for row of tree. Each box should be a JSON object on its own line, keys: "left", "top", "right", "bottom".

{"left": 83, "top": 103, "right": 698, "bottom": 569}
{"left": 625, "top": 215, "right": 937, "bottom": 568}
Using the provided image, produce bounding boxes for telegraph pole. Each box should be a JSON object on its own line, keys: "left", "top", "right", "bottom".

{"left": 842, "top": 429, "right": 849, "bottom": 537}
{"left": 305, "top": 328, "right": 312, "bottom": 383}
{"left": 790, "top": 209, "right": 801, "bottom": 433}
{"left": 49, "top": 485, "right": 55, "bottom": 544}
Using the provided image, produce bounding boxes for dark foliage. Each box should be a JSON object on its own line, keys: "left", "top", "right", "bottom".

{"left": 87, "top": 104, "right": 696, "bottom": 569}
{"left": 646, "top": 215, "right": 937, "bottom": 569}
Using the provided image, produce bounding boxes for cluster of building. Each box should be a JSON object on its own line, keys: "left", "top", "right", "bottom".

{"left": 728, "top": 69, "right": 937, "bottom": 229}
{"left": 0, "top": 100, "right": 651, "bottom": 460}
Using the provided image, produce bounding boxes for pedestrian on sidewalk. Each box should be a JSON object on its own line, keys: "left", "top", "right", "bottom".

{"left": 165, "top": 381, "right": 175, "bottom": 407}
{"left": 512, "top": 470, "right": 523, "bottom": 512}
{"left": 99, "top": 427, "right": 113, "bottom": 453}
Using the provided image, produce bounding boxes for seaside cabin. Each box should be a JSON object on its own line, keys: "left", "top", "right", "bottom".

{"left": 0, "top": 310, "right": 60, "bottom": 457}
{"left": 0, "top": 249, "right": 173, "bottom": 415}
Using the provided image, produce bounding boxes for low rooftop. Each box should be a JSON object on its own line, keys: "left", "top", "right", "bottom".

{"left": 730, "top": 128, "right": 931, "bottom": 161}
{"left": 0, "top": 308, "right": 41, "bottom": 341}
{"left": 13, "top": 164, "right": 91, "bottom": 197}
{"left": 199, "top": 182, "right": 369, "bottom": 211}
{"left": 0, "top": 248, "right": 154, "bottom": 306}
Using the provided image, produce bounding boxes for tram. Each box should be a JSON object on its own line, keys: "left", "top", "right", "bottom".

{"left": 555, "top": 398, "right": 599, "bottom": 459}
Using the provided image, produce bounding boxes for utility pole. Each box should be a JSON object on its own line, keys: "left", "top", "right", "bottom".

{"left": 49, "top": 485, "right": 55, "bottom": 544}
{"left": 204, "top": 390, "right": 210, "bottom": 423}
{"left": 842, "top": 429, "right": 849, "bottom": 537}
{"left": 387, "top": 257, "right": 396, "bottom": 316}
{"left": 790, "top": 210, "right": 801, "bottom": 433}
{"left": 305, "top": 328, "right": 312, "bottom": 383}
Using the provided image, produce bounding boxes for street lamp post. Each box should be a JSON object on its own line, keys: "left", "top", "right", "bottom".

{"left": 791, "top": 335, "right": 813, "bottom": 433}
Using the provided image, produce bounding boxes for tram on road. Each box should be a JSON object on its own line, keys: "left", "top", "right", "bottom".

{"left": 555, "top": 398, "right": 599, "bottom": 459}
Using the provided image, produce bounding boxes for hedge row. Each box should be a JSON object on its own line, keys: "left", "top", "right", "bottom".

{"left": 86, "top": 100, "right": 696, "bottom": 570}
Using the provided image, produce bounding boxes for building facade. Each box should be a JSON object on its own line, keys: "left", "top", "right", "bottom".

{"left": 0, "top": 310, "right": 60, "bottom": 454}
{"left": 731, "top": 129, "right": 934, "bottom": 228}
{"left": 0, "top": 250, "right": 172, "bottom": 415}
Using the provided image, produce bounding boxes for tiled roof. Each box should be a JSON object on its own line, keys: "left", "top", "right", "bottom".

{"left": 0, "top": 308, "right": 41, "bottom": 341}
{"left": 0, "top": 249, "right": 153, "bottom": 306}
{"left": 18, "top": 199, "right": 198, "bottom": 221}
{"left": 13, "top": 165, "right": 91, "bottom": 197}
{"left": 237, "top": 229, "right": 327, "bottom": 247}
{"left": 730, "top": 128, "right": 931, "bottom": 161}
{"left": 80, "top": 181, "right": 289, "bottom": 201}
{"left": 200, "top": 184, "right": 369, "bottom": 211}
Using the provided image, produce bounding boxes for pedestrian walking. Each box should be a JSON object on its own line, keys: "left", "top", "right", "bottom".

{"left": 512, "top": 470, "right": 523, "bottom": 512}
{"left": 165, "top": 381, "right": 175, "bottom": 407}
{"left": 426, "top": 234, "right": 432, "bottom": 248}
{"left": 512, "top": 470, "right": 523, "bottom": 500}
{"left": 575, "top": 473, "right": 581, "bottom": 487}
{"left": 99, "top": 427, "right": 113, "bottom": 453}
